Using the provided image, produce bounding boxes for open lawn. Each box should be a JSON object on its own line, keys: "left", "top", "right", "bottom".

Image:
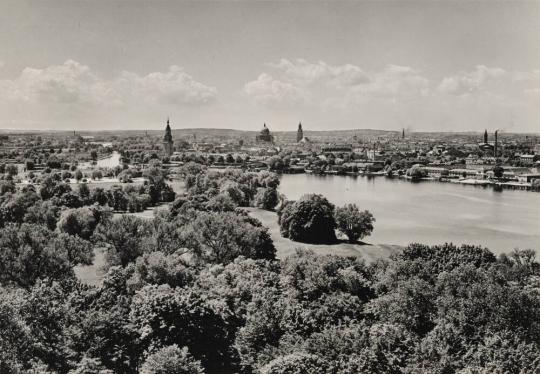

{"left": 75, "top": 200, "right": 398, "bottom": 287}
{"left": 245, "top": 207, "right": 402, "bottom": 263}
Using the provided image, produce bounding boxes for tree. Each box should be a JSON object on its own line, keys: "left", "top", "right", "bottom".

{"left": 278, "top": 194, "right": 336, "bottom": 243}
{"left": 140, "top": 345, "right": 205, "bottom": 374}
{"left": 334, "top": 204, "right": 375, "bottom": 243}
{"left": 92, "top": 215, "right": 153, "bottom": 268}
{"left": 130, "top": 285, "right": 230, "bottom": 370}
{"left": 25, "top": 159, "right": 35, "bottom": 171}
{"left": 57, "top": 207, "right": 102, "bottom": 240}
{"left": 493, "top": 165, "right": 504, "bottom": 179}
{"left": 0, "top": 224, "right": 74, "bottom": 288}
{"left": 91, "top": 169, "right": 103, "bottom": 180}
{"left": 254, "top": 187, "right": 279, "bottom": 210}
{"left": 90, "top": 150, "right": 98, "bottom": 161}
{"left": 5, "top": 164, "right": 18, "bottom": 177}
{"left": 74, "top": 169, "right": 83, "bottom": 183}
{"left": 260, "top": 353, "right": 330, "bottom": 374}
{"left": 407, "top": 165, "right": 427, "bottom": 181}
{"left": 184, "top": 211, "right": 276, "bottom": 264}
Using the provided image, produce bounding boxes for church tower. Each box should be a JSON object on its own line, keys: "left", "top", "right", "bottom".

{"left": 297, "top": 122, "right": 303, "bottom": 142}
{"left": 163, "top": 118, "right": 174, "bottom": 156}
{"left": 483, "top": 129, "right": 488, "bottom": 144}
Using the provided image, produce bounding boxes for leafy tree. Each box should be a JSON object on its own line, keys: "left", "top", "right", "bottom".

{"left": 68, "top": 356, "right": 114, "bottom": 374}
{"left": 0, "top": 224, "right": 75, "bottom": 288}
{"left": 127, "top": 250, "right": 194, "bottom": 291}
{"left": 407, "top": 165, "right": 427, "bottom": 181}
{"left": 5, "top": 164, "right": 18, "bottom": 176}
{"left": 278, "top": 194, "right": 336, "bottom": 243}
{"left": 183, "top": 211, "right": 276, "bottom": 264}
{"left": 57, "top": 207, "right": 101, "bottom": 240}
{"left": 23, "top": 200, "right": 61, "bottom": 230}
{"left": 93, "top": 215, "right": 153, "bottom": 268}
{"left": 260, "top": 353, "right": 330, "bottom": 374}
{"left": 140, "top": 345, "right": 205, "bottom": 374}
{"left": 91, "top": 169, "right": 103, "bottom": 180}
{"left": 334, "top": 204, "right": 375, "bottom": 243}
{"left": 130, "top": 285, "right": 230, "bottom": 370}
{"left": 25, "top": 159, "right": 35, "bottom": 171}
{"left": 493, "top": 165, "right": 504, "bottom": 179}
{"left": 255, "top": 188, "right": 279, "bottom": 210}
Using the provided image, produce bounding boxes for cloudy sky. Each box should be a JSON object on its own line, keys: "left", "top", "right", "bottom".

{"left": 1, "top": 0, "right": 539, "bottom": 132}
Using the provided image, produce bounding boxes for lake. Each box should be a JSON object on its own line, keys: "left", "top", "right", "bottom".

{"left": 279, "top": 174, "right": 540, "bottom": 255}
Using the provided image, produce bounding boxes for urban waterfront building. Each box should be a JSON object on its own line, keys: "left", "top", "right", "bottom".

{"left": 163, "top": 118, "right": 174, "bottom": 156}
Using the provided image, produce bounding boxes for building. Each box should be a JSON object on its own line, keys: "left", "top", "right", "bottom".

{"left": 297, "top": 123, "right": 304, "bottom": 142}
{"left": 322, "top": 144, "right": 353, "bottom": 155}
{"left": 520, "top": 154, "right": 535, "bottom": 166}
{"left": 255, "top": 123, "right": 274, "bottom": 143}
{"left": 423, "top": 166, "right": 448, "bottom": 178}
{"left": 517, "top": 173, "right": 540, "bottom": 183}
{"left": 162, "top": 118, "right": 174, "bottom": 156}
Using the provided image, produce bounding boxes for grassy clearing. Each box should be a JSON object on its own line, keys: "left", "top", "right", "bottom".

{"left": 74, "top": 248, "right": 106, "bottom": 287}
{"left": 245, "top": 207, "right": 401, "bottom": 263}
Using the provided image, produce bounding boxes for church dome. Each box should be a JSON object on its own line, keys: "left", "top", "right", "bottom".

{"left": 260, "top": 123, "right": 270, "bottom": 134}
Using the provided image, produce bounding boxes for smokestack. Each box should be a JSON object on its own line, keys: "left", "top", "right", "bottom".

{"left": 494, "top": 130, "right": 498, "bottom": 157}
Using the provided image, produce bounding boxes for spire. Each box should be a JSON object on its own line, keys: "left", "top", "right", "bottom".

{"left": 483, "top": 129, "right": 488, "bottom": 143}
{"left": 163, "top": 118, "right": 173, "bottom": 142}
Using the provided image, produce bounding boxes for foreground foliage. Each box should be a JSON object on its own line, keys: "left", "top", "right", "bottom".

{"left": 0, "top": 166, "right": 539, "bottom": 373}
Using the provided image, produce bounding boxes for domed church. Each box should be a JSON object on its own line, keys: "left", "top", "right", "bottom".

{"left": 255, "top": 123, "right": 274, "bottom": 143}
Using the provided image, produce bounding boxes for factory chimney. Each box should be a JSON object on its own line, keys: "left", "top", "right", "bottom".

{"left": 494, "top": 130, "right": 498, "bottom": 158}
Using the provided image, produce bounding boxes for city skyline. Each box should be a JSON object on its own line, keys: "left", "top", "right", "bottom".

{"left": 1, "top": 1, "right": 539, "bottom": 132}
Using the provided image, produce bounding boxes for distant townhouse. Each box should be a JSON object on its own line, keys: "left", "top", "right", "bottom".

{"left": 520, "top": 154, "right": 535, "bottom": 166}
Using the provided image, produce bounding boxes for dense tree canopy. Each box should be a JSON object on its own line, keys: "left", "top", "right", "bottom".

{"left": 278, "top": 194, "right": 337, "bottom": 243}
{"left": 0, "top": 164, "right": 539, "bottom": 373}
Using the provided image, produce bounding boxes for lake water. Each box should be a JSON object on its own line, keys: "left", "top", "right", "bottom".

{"left": 279, "top": 174, "right": 540, "bottom": 255}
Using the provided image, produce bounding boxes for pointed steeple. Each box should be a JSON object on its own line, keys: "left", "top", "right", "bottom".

{"left": 163, "top": 118, "right": 173, "bottom": 142}
{"left": 297, "top": 122, "right": 304, "bottom": 142}
{"left": 483, "top": 129, "right": 488, "bottom": 143}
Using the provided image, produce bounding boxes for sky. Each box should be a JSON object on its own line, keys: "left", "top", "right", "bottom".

{"left": 0, "top": 0, "right": 539, "bottom": 133}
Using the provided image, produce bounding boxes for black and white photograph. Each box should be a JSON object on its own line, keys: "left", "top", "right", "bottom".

{"left": 0, "top": 1, "right": 540, "bottom": 373}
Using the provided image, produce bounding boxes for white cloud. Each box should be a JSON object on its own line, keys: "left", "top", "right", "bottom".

{"left": 247, "top": 59, "right": 430, "bottom": 111}
{"left": 267, "top": 58, "right": 370, "bottom": 88}
{"left": 115, "top": 66, "right": 217, "bottom": 106}
{"left": 352, "top": 64, "right": 430, "bottom": 98}
{"left": 243, "top": 73, "right": 307, "bottom": 107}
{"left": 438, "top": 65, "right": 506, "bottom": 95}
{"left": 0, "top": 60, "right": 217, "bottom": 107}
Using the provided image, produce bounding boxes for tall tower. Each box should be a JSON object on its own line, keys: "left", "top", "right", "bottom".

{"left": 402, "top": 128, "right": 405, "bottom": 139}
{"left": 162, "top": 118, "right": 174, "bottom": 156}
{"left": 494, "top": 130, "right": 498, "bottom": 157}
{"left": 483, "top": 129, "right": 488, "bottom": 143}
{"left": 297, "top": 122, "right": 303, "bottom": 142}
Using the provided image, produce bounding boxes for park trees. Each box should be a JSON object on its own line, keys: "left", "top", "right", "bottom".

{"left": 493, "top": 165, "right": 504, "bottom": 179}
{"left": 254, "top": 187, "right": 279, "bottom": 210}
{"left": 334, "top": 204, "right": 375, "bottom": 243}
{"left": 278, "top": 194, "right": 336, "bottom": 243}
{"left": 183, "top": 211, "right": 276, "bottom": 264}
{"left": 140, "top": 345, "right": 205, "bottom": 374}
{"left": 92, "top": 215, "right": 153, "bottom": 268}
{"left": 0, "top": 224, "right": 76, "bottom": 288}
